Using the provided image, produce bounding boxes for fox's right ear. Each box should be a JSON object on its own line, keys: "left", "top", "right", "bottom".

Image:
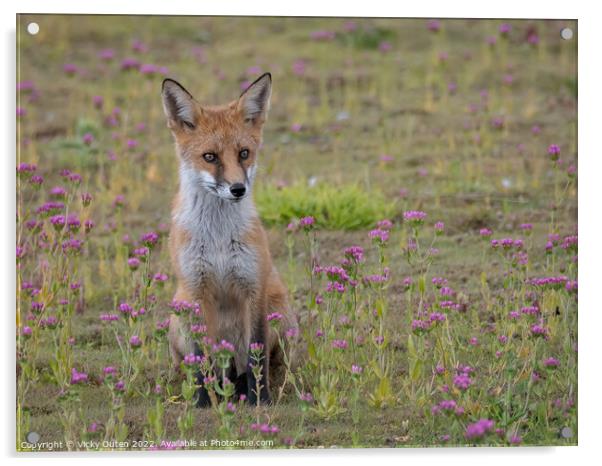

{"left": 161, "top": 79, "right": 198, "bottom": 129}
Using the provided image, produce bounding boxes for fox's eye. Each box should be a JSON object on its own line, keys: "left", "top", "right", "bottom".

{"left": 202, "top": 153, "right": 217, "bottom": 163}
{"left": 239, "top": 149, "right": 250, "bottom": 160}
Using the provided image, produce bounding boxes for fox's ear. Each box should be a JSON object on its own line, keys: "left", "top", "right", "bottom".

{"left": 237, "top": 73, "right": 272, "bottom": 125}
{"left": 161, "top": 79, "right": 198, "bottom": 129}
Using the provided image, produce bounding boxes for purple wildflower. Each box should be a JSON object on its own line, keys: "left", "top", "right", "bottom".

{"left": 331, "top": 339, "right": 348, "bottom": 350}
{"left": 82, "top": 133, "right": 94, "bottom": 146}
{"left": 212, "top": 339, "right": 236, "bottom": 355}
{"left": 134, "top": 247, "right": 149, "bottom": 259}
{"left": 543, "top": 357, "right": 559, "bottom": 368}
{"left": 368, "top": 228, "right": 389, "bottom": 243}
{"left": 427, "top": 19, "right": 441, "bottom": 32}
{"left": 453, "top": 373, "right": 472, "bottom": 390}
{"left": 499, "top": 23, "right": 512, "bottom": 36}
{"left": 120, "top": 57, "right": 140, "bottom": 71}
{"left": 63, "top": 63, "right": 78, "bottom": 76}
{"left": 92, "top": 95, "right": 104, "bottom": 109}
{"left": 267, "top": 312, "right": 283, "bottom": 323}
{"left": 299, "top": 216, "right": 315, "bottom": 229}
{"left": 548, "top": 144, "right": 561, "bottom": 161}
{"left": 70, "top": 368, "right": 88, "bottom": 385}
{"left": 403, "top": 210, "right": 427, "bottom": 225}
{"left": 465, "top": 419, "right": 494, "bottom": 440}
{"left": 344, "top": 245, "right": 364, "bottom": 264}
{"left": 127, "top": 257, "right": 141, "bottom": 270}
{"left": 129, "top": 335, "right": 142, "bottom": 348}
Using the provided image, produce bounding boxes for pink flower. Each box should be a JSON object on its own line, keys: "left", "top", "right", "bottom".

{"left": 368, "top": 228, "right": 389, "bottom": 243}
{"left": 212, "top": 339, "right": 235, "bottom": 355}
{"left": 127, "top": 257, "right": 141, "bottom": 270}
{"left": 63, "top": 63, "right": 78, "bottom": 76}
{"left": 331, "top": 339, "right": 348, "bottom": 350}
{"left": 129, "top": 335, "right": 142, "bottom": 348}
{"left": 376, "top": 219, "right": 393, "bottom": 230}
{"left": 427, "top": 19, "right": 441, "bottom": 32}
{"left": 299, "top": 216, "right": 315, "bottom": 229}
{"left": 544, "top": 357, "right": 559, "bottom": 368}
{"left": 267, "top": 312, "right": 283, "bottom": 323}
{"left": 82, "top": 133, "right": 94, "bottom": 146}
{"left": 499, "top": 23, "right": 512, "bottom": 36}
{"left": 548, "top": 144, "right": 561, "bottom": 161}
{"left": 403, "top": 210, "right": 427, "bottom": 224}
{"left": 465, "top": 419, "right": 494, "bottom": 440}
{"left": 70, "top": 368, "right": 88, "bottom": 385}
{"left": 453, "top": 373, "right": 472, "bottom": 390}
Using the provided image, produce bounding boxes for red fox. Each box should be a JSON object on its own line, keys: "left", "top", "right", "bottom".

{"left": 161, "top": 73, "right": 297, "bottom": 406}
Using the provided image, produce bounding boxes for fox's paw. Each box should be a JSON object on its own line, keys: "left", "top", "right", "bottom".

{"left": 194, "top": 386, "right": 212, "bottom": 408}
{"left": 247, "top": 389, "right": 272, "bottom": 406}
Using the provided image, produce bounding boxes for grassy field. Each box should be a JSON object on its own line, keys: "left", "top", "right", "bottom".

{"left": 16, "top": 15, "right": 577, "bottom": 450}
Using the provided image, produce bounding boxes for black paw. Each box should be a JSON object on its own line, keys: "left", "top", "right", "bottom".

{"left": 247, "top": 389, "right": 272, "bottom": 406}
{"left": 194, "top": 386, "right": 212, "bottom": 408}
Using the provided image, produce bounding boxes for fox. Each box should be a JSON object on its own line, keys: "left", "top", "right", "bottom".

{"left": 161, "top": 73, "right": 297, "bottom": 407}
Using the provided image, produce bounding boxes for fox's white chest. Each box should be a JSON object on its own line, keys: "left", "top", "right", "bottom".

{"left": 179, "top": 232, "right": 258, "bottom": 292}
{"left": 175, "top": 187, "right": 259, "bottom": 296}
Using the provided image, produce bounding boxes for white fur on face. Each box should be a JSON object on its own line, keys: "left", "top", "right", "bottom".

{"left": 246, "top": 163, "right": 258, "bottom": 185}
{"left": 180, "top": 161, "right": 257, "bottom": 202}
{"left": 198, "top": 170, "right": 216, "bottom": 185}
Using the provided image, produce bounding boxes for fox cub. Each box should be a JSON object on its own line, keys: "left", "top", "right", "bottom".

{"left": 161, "top": 73, "right": 297, "bottom": 406}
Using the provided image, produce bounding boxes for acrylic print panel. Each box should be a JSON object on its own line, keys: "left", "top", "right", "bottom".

{"left": 16, "top": 14, "right": 577, "bottom": 451}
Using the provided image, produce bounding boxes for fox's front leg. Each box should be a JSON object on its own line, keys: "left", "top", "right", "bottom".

{"left": 247, "top": 315, "right": 271, "bottom": 405}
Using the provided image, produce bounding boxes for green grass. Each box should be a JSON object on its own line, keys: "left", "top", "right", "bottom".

{"left": 256, "top": 182, "right": 397, "bottom": 230}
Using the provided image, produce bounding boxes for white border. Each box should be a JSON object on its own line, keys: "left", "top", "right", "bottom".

{"left": 2, "top": 1, "right": 601, "bottom": 466}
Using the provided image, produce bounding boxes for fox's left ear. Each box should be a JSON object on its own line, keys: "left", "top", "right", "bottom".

{"left": 237, "top": 73, "right": 272, "bottom": 125}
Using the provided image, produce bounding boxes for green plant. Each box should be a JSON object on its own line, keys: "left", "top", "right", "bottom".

{"left": 255, "top": 182, "right": 397, "bottom": 230}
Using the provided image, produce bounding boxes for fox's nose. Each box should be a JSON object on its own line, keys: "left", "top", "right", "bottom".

{"left": 230, "top": 183, "right": 246, "bottom": 198}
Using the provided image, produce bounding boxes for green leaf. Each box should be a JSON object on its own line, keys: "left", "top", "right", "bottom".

{"left": 411, "top": 359, "right": 423, "bottom": 382}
